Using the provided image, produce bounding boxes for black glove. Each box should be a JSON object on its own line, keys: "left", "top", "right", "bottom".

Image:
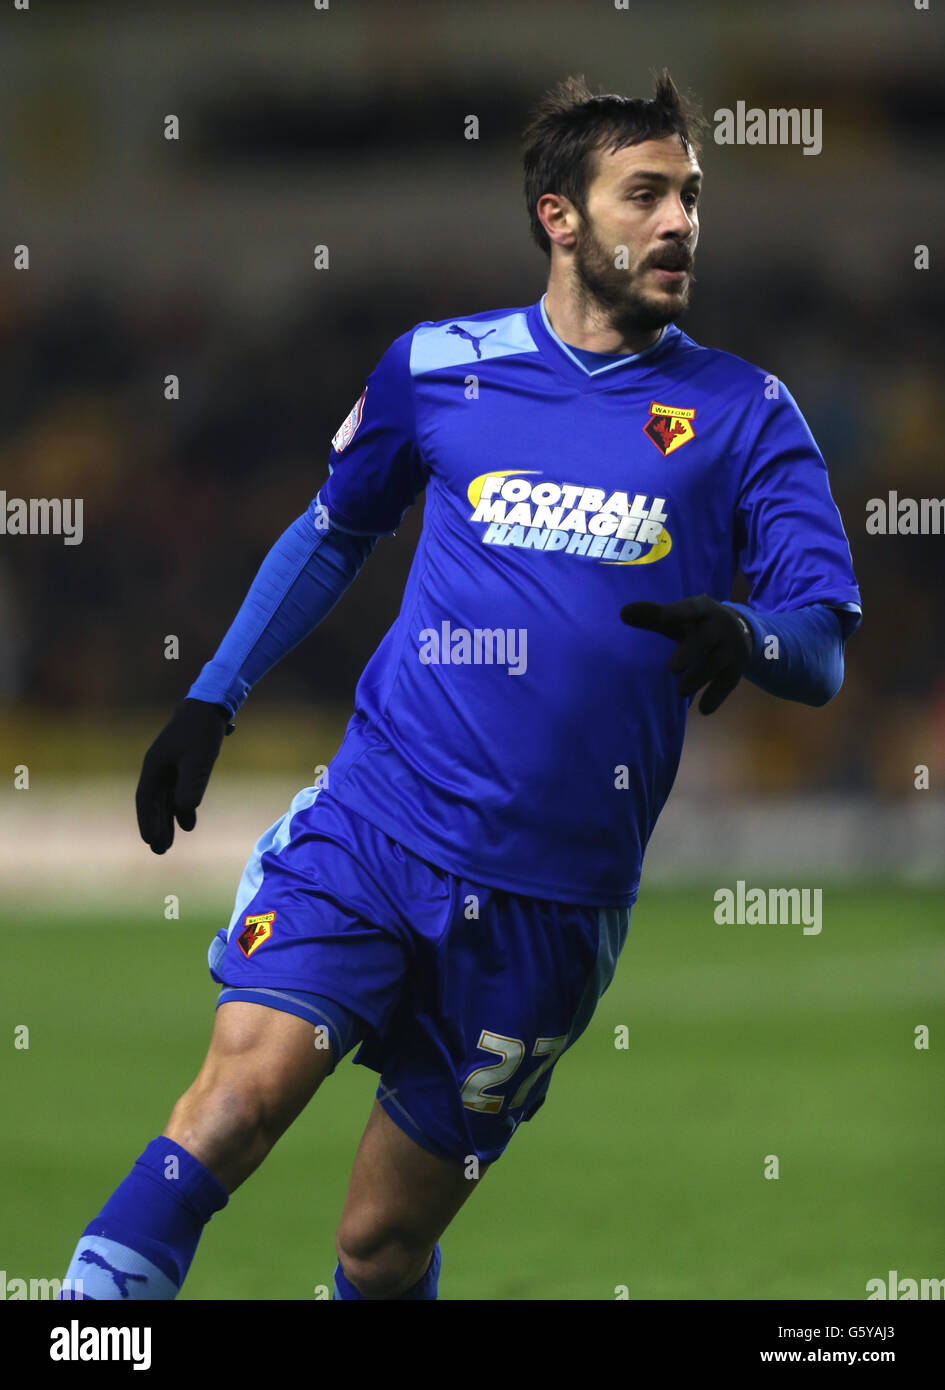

{"left": 620, "top": 595, "right": 754, "bottom": 715}
{"left": 136, "top": 698, "right": 235, "bottom": 854}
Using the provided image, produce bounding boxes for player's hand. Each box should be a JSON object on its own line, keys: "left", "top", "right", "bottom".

{"left": 620, "top": 595, "right": 754, "bottom": 715}
{"left": 136, "top": 698, "right": 235, "bottom": 854}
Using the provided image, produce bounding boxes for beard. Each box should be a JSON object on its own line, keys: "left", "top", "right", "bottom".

{"left": 572, "top": 218, "right": 694, "bottom": 337}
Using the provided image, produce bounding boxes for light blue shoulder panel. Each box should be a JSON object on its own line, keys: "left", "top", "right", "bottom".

{"left": 409, "top": 312, "right": 537, "bottom": 377}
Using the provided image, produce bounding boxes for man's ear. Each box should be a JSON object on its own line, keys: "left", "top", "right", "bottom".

{"left": 537, "top": 192, "right": 579, "bottom": 251}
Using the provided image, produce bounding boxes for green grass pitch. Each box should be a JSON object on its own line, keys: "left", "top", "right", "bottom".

{"left": 5, "top": 884, "right": 943, "bottom": 1300}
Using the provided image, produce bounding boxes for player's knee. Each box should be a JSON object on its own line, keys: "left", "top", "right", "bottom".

{"left": 166, "top": 1073, "right": 278, "bottom": 1169}
{"left": 335, "top": 1219, "right": 431, "bottom": 1300}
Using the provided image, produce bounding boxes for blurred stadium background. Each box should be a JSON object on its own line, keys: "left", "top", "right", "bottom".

{"left": 2, "top": 0, "right": 943, "bottom": 1299}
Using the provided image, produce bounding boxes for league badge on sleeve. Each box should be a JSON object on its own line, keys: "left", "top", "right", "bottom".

{"left": 331, "top": 388, "right": 367, "bottom": 454}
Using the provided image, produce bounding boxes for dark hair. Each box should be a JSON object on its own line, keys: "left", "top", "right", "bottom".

{"left": 522, "top": 70, "right": 706, "bottom": 257}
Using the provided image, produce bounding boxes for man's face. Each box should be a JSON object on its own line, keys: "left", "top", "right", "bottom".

{"left": 572, "top": 135, "right": 701, "bottom": 333}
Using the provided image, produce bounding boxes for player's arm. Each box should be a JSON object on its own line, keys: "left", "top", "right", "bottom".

{"left": 620, "top": 595, "right": 849, "bottom": 714}
{"left": 621, "top": 382, "right": 861, "bottom": 715}
{"left": 136, "top": 329, "right": 428, "bottom": 853}
{"left": 183, "top": 499, "right": 378, "bottom": 721}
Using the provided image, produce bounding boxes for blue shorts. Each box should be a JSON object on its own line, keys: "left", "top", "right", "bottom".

{"left": 208, "top": 786, "right": 630, "bottom": 1165}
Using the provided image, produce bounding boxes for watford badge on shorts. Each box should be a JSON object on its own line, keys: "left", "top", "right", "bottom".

{"left": 237, "top": 911, "right": 276, "bottom": 959}
{"left": 643, "top": 401, "right": 696, "bottom": 457}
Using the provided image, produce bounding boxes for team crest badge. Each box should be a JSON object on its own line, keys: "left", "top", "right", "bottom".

{"left": 643, "top": 401, "right": 696, "bottom": 456}
{"left": 237, "top": 911, "right": 275, "bottom": 958}
{"left": 331, "top": 388, "right": 367, "bottom": 453}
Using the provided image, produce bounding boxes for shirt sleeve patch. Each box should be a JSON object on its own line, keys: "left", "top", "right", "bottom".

{"left": 331, "top": 388, "right": 367, "bottom": 454}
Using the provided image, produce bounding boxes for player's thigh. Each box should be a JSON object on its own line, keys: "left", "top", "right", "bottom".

{"left": 336, "top": 1098, "right": 486, "bottom": 1260}
{"left": 191, "top": 999, "right": 332, "bottom": 1104}
{"left": 164, "top": 1002, "right": 333, "bottom": 1175}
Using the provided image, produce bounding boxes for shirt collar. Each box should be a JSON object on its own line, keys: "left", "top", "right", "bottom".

{"left": 538, "top": 293, "right": 669, "bottom": 377}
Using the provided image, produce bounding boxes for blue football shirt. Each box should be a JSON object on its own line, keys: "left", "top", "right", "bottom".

{"left": 319, "top": 296, "right": 861, "bottom": 907}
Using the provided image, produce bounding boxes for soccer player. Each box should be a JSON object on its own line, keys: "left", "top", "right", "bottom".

{"left": 60, "top": 71, "right": 861, "bottom": 1301}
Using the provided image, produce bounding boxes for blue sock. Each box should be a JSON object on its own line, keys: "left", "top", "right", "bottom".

{"left": 58, "top": 1137, "right": 228, "bottom": 1300}
{"left": 333, "top": 1242, "right": 441, "bottom": 1300}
